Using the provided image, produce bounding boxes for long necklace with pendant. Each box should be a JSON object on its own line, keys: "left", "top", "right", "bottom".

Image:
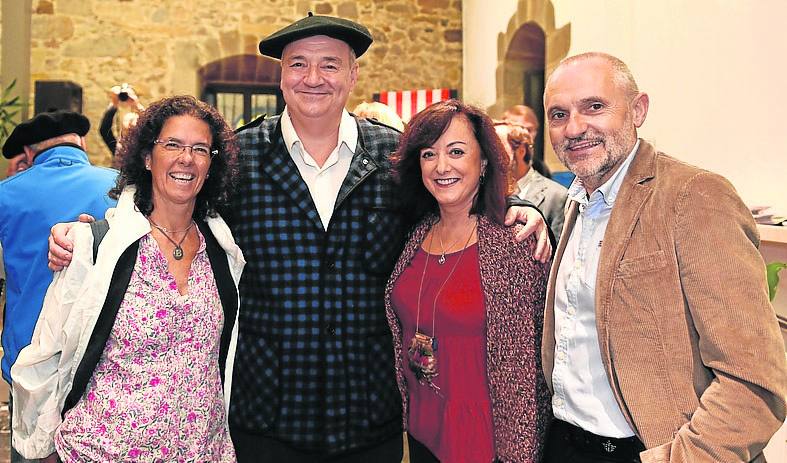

{"left": 436, "top": 221, "right": 462, "bottom": 265}
{"left": 408, "top": 217, "right": 478, "bottom": 393}
{"left": 147, "top": 217, "right": 195, "bottom": 260}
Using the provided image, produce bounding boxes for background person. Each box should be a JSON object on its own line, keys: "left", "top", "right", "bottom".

{"left": 541, "top": 52, "right": 787, "bottom": 463}
{"left": 12, "top": 95, "right": 244, "bottom": 462}
{"left": 4, "top": 153, "right": 30, "bottom": 177}
{"left": 495, "top": 121, "right": 567, "bottom": 242}
{"left": 352, "top": 101, "right": 405, "bottom": 131}
{"left": 386, "top": 99, "right": 551, "bottom": 462}
{"left": 503, "top": 104, "right": 550, "bottom": 178}
{"left": 0, "top": 110, "right": 117, "bottom": 463}
{"left": 99, "top": 83, "right": 144, "bottom": 159}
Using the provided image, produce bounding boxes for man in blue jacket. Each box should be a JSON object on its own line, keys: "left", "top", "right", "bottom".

{"left": 0, "top": 112, "right": 117, "bottom": 463}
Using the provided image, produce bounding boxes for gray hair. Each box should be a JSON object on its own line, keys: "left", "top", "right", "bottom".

{"left": 28, "top": 133, "right": 83, "bottom": 154}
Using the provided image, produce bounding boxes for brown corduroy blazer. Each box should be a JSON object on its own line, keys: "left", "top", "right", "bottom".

{"left": 542, "top": 140, "right": 787, "bottom": 463}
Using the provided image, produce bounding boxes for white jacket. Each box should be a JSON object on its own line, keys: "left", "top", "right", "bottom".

{"left": 10, "top": 187, "right": 245, "bottom": 459}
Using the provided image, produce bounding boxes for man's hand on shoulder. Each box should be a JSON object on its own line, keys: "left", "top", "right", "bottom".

{"left": 505, "top": 206, "right": 551, "bottom": 263}
{"left": 48, "top": 214, "right": 94, "bottom": 271}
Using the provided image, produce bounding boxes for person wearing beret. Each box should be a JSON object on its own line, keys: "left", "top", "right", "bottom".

{"left": 47, "top": 13, "right": 553, "bottom": 462}
{"left": 0, "top": 110, "right": 118, "bottom": 463}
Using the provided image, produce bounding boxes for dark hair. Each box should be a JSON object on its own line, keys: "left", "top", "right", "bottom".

{"left": 109, "top": 95, "right": 239, "bottom": 220}
{"left": 392, "top": 99, "right": 509, "bottom": 225}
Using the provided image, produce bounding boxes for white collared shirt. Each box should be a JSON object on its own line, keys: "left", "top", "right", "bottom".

{"left": 551, "top": 140, "right": 640, "bottom": 438}
{"left": 281, "top": 107, "right": 358, "bottom": 230}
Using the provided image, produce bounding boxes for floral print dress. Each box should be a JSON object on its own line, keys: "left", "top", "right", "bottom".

{"left": 54, "top": 231, "right": 236, "bottom": 462}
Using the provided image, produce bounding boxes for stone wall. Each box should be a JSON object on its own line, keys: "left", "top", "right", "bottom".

{"left": 0, "top": 2, "right": 3, "bottom": 74}
{"left": 30, "top": 0, "right": 463, "bottom": 166}
{"left": 0, "top": 0, "right": 3, "bottom": 178}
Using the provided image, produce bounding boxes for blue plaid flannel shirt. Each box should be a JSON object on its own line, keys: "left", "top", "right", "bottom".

{"left": 227, "top": 115, "right": 405, "bottom": 454}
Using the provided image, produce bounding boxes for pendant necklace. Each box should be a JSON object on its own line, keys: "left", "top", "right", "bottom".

{"left": 436, "top": 220, "right": 462, "bottom": 265}
{"left": 148, "top": 216, "right": 195, "bottom": 260}
{"left": 408, "top": 217, "right": 478, "bottom": 393}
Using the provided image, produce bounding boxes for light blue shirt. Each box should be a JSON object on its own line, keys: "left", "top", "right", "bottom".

{"left": 551, "top": 140, "right": 640, "bottom": 438}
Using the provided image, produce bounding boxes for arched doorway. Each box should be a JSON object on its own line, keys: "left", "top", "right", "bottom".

{"left": 198, "top": 54, "right": 284, "bottom": 129}
{"left": 489, "top": 0, "right": 571, "bottom": 172}
{"left": 503, "top": 23, "right": 546, "bottom": 165}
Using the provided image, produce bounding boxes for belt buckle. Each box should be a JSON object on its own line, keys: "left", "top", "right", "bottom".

{"left": 602, "top": 439, "right": 617, "bottom": 453}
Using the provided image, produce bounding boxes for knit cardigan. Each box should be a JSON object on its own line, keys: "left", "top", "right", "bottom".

{"left": 384, "top": 214, "right": 552, "bottom": 463}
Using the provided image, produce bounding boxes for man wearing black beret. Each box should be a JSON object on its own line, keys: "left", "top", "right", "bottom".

{"left": 222, "top": 15, "right": 410, "bottom": 462}
{"left": 47, "top": 13, "right": 553, "bottom": 463}
{"left": 0, "top": 111, "right": 117, "bottom": 463}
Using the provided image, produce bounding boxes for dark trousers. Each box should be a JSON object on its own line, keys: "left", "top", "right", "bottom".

{"left": 543, "top": 420, "right": 645, "bottom": 463}
{"left": 407, "top": 433, "right": 440, "bottom": 463}
{"left": 231, "top": 429, "right": 403, "bottom": 463}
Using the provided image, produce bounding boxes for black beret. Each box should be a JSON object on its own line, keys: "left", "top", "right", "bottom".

{"left": 3, "top": 110, "right": 90, "bottom": 158}
{"left": 259, "top": 12, "right": 373, "bottom": 60}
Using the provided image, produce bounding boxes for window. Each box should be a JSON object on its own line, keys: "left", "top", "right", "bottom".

{"left": 199, "top": 55, "right": 283, "bottom": 129}
{"left": 203, "top": 85, "right": 282, "bottom": 129}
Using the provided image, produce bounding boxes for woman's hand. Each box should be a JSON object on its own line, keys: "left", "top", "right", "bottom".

{"left": 505, "top": 206, "right": 552, "bottom": 263}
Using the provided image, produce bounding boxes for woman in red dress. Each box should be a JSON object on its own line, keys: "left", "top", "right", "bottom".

{"left": 385, "top": 99, "right": 551, "bottom": 462}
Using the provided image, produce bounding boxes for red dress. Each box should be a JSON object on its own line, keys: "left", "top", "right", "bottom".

{"left": 391, "top": 244, "right": 495, "bottom": 463}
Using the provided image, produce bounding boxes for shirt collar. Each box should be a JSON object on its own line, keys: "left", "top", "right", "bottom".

{"left": 521, "top": 167, "right": 537, "bottom": 183}
{"left": 32, "top": 143, "right": 90, "bottom": 166}
{"left": 515, "top": 167, "right": 537, "bottom": 193}
{"left": 280, "top": 106, "right": 359, "bottom": 157}
{"left": 567, "top": 139, "right": 641, "bottom": 207}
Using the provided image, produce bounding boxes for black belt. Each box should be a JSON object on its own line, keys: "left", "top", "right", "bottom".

{"left": 550, "top": 419, "right": 646, "bottom": 461}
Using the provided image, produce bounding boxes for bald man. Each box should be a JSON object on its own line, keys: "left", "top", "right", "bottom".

{"left": 540, "top": 52, "right": 786, "bottom": 463}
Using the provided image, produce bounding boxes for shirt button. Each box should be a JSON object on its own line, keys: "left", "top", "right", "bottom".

{"left": 557, "top": 351, "right": 566, "bottom": 361}
{"left": 574, "top": 261, "right": 581, "bottom": 270}
{"left": 554, "top": 397, "right": 564, "bottom": 407}
{"left": 567, "top": 306, "right": 576, "bottom": 316}
{"left": 361, "top": 158, "right": 369, "bottom": 165}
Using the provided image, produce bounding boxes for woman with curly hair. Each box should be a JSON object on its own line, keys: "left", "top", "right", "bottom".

{"left": 385, "top": 99, "right": 551, "bottom": 462}
{"left": 11, "top": 95, "right": 245, "bottom": 462}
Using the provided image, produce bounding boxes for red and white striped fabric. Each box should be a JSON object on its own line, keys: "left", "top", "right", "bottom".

{"left": 374, "top": 88, "right": 458, "bottom": 122}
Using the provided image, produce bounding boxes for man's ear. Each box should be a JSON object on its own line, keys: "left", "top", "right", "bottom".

{"left": 22, "top": 145, "right": 36, "bottom": 163}
{"left": 349, "top": 61, "right": 360, "bottom": 90}
{"left": 78, "top": 135, "right": 88, "bottom": 151}
{"left": 631, "top": 92, "right": 649, "bottom": 128}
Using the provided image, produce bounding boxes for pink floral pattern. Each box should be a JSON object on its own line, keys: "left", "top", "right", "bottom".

{"left": 55, "top": 231, "right": 236, "bottom": 462}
